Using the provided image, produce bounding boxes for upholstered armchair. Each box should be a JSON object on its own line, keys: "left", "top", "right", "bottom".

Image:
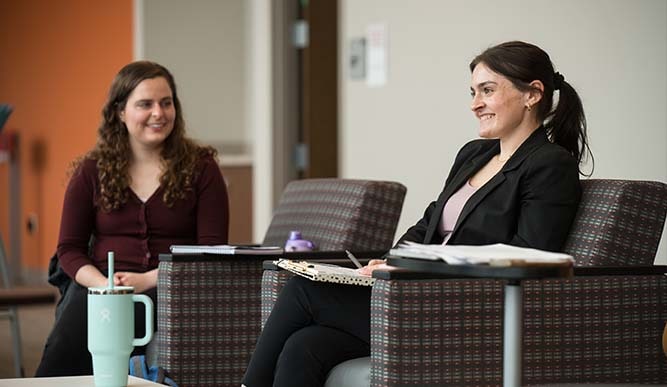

{"left": 262, "top": 179, "right": 667, "bottom": 386}
{"left": 156, "top": 178, "right": 406, "bottom": 387}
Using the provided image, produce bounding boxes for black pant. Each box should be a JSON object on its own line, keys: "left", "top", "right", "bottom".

{"left": 242, "top": 276, "right": 372, "bottom": 387}
{"left": 35, "top": 279, "right": 157, "bottom": 377}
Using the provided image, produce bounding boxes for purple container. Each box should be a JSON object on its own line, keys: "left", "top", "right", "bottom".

{"left": 284, "top": 231, "right": 314, "bottom": 252}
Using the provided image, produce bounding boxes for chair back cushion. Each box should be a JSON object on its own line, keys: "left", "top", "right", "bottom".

{"left": 563, "top": 179, "right": 667, "bottom": 266}
{"left": 262, "top": 179, "right": 407, "bottom": 250}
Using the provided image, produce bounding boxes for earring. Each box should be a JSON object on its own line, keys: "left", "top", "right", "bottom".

{"left": 526, "top": 104, "right": 532, "bottom": 112}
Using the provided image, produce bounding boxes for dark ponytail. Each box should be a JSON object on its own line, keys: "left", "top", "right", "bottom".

{"left": 547, "top": 79, "right": 593, "bottom": 175}
{"left": 470, "top": 41, "right": 593, "bottom": 175}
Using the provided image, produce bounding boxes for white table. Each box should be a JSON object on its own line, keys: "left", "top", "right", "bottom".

{"left": 0, "top": 376, "right": 163, "bottom": 386}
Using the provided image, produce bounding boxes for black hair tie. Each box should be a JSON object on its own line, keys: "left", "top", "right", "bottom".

{"left": 553, "top": 72, "right": 565, "bottom": 90}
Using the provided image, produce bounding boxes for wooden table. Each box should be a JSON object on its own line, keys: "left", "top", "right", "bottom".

{"left": 0, "top": 287, "right": 56, "bottom": 307}
{"left": 0, "top": 375, "right": 163, "bottom": 386}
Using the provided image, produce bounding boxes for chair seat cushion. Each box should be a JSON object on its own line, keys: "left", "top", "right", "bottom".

{"left": 324, "top": 356, "right": 370, "bottom": 387}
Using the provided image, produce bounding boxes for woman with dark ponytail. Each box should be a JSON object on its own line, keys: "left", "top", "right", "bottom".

{"left": 468, "top": 40, "right": 593, "bottom": 174}
{"left": 242, "top": 41, "right": 591, "bottom": 387}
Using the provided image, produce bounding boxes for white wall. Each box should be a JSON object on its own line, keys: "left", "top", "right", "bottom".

{"left": 140, "top": 0, "right": 248, "bottom": 151}
{"left": 340, "top": 0, "right": 667, "bottom": 262}
{"left": 247, "top": 0, "right": 273, "bottom": 243}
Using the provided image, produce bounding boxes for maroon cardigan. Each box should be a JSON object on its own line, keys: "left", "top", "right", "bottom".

{"left": 57, "top": 155, "right": 229, "bottom": 279}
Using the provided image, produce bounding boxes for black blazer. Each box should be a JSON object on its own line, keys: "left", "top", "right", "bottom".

{"left": 398, "top": 127, "right": 581, "bottom": 252}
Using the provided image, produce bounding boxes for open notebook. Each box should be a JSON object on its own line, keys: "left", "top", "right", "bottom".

{"left": 275, "top": 259, "right": 376, "bottom": 286}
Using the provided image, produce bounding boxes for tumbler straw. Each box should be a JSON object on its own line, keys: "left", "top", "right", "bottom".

{"left": 108, "top": 251, "right": 114, "bottom": 289}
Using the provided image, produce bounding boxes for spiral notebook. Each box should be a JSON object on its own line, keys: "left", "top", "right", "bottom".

{"left": 275, "top": 259, "right": 376, "bottom": 287}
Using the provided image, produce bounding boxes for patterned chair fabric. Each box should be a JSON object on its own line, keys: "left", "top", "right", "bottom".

{"left": 370, "top": 279, "right": 505, "bottom": 386}
{"left": 369, "top": 275, "right": 667, "bottom": 386}
{"left": 158, "top": 178, "right": 406, "bottom": 387}
{"left": 261, "top": 269, "right": 293, "bottom": 329}
{"left": 261, "top": 179, "right": 667, "bottom": 386}
{"left": 262, "top": 179, "right": 407, "bottom": 250}
{"left": 564, "top": 179, "right": 667, "bottom": 266}
{"left": 522, "top": 276, "right": 667, "bottom": 385}
{"left": 158, "top": 258, "right": 265, "bottom": 387}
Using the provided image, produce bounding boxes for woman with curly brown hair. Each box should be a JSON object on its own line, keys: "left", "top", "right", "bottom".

{"left": 36, "top": 61, "right": 229, "bottom": 376}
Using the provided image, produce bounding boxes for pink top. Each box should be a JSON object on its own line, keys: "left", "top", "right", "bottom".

{"left": 439, "top": 180, "right": 479, "bottom": 245}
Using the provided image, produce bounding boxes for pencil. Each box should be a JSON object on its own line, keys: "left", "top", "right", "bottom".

{"left": 345, "top": 250, "right": 363, "bottom": 269}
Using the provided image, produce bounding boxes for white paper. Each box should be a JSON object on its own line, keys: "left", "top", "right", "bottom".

{"left": 390, "top": 242, "right": 574, "bottom": 266}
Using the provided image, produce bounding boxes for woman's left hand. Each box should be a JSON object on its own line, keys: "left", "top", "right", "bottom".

{"left": 113, "top": 269, "right": 158, "bottom": 293}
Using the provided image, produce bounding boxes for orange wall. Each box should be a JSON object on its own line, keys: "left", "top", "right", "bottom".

{"left": 0, "top": 0, "right": 133, "bottom": 272}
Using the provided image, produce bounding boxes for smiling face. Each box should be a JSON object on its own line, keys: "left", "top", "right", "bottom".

{"left": 470, "top": 63, "right": 532, "bottom": 140}
{"left": 119, "top": 76, "right": 175, "bottom": 153}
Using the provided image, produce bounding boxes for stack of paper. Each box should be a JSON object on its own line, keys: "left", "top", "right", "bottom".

{"left": 389, "top": 242, "right": 573, "bottom": 266}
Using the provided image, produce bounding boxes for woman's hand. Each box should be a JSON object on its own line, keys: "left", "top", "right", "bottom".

{"left": 357, "top": 259, "right": 389, "bottom": 276}
{"left": 74, "top": 264, "right": 110, "bottom": 288}
{"left": 113, "top": 269, "right": 158, "bottom": 294}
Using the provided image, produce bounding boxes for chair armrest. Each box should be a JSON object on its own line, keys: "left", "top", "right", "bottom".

{"left": 370, "top": 277, "right": 504, "bottom": 386}
{"left": 367, "top": 273, "right": 667, "bottom": 386}
{"left": 522, "top": 274, "right": 667, "bottom": 384}
{"left": 157, "top": 257, "right": 264, "bottom": 387}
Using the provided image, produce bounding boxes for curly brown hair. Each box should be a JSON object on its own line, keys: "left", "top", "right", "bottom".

{"left": 71, "top": 61, "right": 216, "bottom": 212}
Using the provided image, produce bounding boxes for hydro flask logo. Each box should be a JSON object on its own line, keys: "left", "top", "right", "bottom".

{"left": 100, "top": 307, "right": 111, "bottom": 323}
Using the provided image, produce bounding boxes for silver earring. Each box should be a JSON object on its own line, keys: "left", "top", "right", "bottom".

{"left": 526, "top": 104, "right": 532, "bottom": 111}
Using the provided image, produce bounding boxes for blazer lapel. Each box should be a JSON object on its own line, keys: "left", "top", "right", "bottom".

{"left": 449, "top": 127, "right": 549, "bottom": 239}
{"left": 452, "top": 170, "right": 505, "bottom": 234}
{"left": 423, "top": 143, "right": 498, "bottom": 243}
